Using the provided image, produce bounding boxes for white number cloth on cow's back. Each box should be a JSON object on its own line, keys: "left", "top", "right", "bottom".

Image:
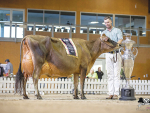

{"left": 59, "top": 38, "right": 78, "bottom": 58}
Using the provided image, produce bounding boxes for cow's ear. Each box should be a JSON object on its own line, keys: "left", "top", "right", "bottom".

{"left": 50, "top": 37, "right": 59, "bottom": 43}
{"left": 102, "top": 33, "right": 106, "bottom": 37}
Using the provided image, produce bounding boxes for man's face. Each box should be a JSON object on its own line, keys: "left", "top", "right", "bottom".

{"left": 5, "top": 61, "right": 8, "bottom": 64}
{"left": 104, "top": 19, "right": 112, "bottom": 29}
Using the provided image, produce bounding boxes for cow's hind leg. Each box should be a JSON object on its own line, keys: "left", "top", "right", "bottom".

{"left": 73, "top": 74, "right": 79, "bottom": 99}
{"left": 23, "top": 77, "right": 29, "bottom": 99}
{"left": 80, "top": 68, "right": 87, "bottom": 99}
{"left": 33, "top": 76, "right": 42, "bottom": 100}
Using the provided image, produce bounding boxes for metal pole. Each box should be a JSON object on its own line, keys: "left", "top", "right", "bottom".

{"left": 15, "top": 23, "right": 17, "bottom": 42}
{"left": 10, "top": 21, "right": 12, "bottom": 38}
{"left": 69, "top": 25, "right": 72, "bottom": 38}
{"left": 137, "top": 28, "right": 140, "bottom": 47}
{"left": 52, "top": 24, "right": 54, "bottom": 37}
{"left": 33, "top": 23, "right": 35, "bottom": 35}
{"left": 87, "top": 26, "right": 89, "bottom": 40}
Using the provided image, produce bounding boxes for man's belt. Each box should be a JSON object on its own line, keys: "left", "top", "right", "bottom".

{"left": 108, "top": 50, "right": 120, "bottom": 54}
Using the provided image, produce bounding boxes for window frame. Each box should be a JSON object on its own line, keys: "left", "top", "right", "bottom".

{"left": 27, "top": 8, "right": 76, "bottom": 33}
{"left": 0, "top": 7, "right": 25, "bottom": 40}
{"left": 80, "top": 12, "right": 146, "bottom": 37}
{"left": 80, "top": 12, "right": 113, "bottom": 34}
{"left": 27, "top": 8, "right": 76, "bottom": 25}
{"left": 114, "top": 14, "right": 146, "bottom": 37}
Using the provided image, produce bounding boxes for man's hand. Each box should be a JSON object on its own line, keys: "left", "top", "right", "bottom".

{"left": 117, "top": 39, "right": 123, "bottom": 44}
{"left": 8, "top": 69, "right": 10, "bottom": 74}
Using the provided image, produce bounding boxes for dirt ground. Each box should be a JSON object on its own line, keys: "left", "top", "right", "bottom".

{"left": 0, "top": 94, "right": 150, "bottom": 113}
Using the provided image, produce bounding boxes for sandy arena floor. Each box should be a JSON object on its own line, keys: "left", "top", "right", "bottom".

{"left": 0, "top": 94, "right": 150, "bottom": 113}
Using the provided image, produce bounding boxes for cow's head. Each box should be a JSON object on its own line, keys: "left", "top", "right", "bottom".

{"left": 100, "top": 34, "right": 120, "bottom": 52}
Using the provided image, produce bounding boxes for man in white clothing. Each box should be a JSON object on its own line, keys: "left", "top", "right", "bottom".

{"left": 102, "top": 16, "right": 123, "bottom": 99}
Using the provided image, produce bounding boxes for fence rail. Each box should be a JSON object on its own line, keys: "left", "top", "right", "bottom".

{"left": 0, "top": 77, "right": 150, "bottom": 95}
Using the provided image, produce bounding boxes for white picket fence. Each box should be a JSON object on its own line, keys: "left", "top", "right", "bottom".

{"left": 0, "top": 77, "right": 150, "bottom": 95}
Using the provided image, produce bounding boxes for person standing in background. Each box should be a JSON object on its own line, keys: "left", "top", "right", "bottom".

{"left": 5, "top": 59, "right": 13, "bottom": 77}
{"left": 95, "top": 67, "right": 104, "bottom": 81}
{"left": 0, "top": 63, "right": 5, "bottom": 77}
{"left": 86, "top": 69, "right": 98, "bottom": 80}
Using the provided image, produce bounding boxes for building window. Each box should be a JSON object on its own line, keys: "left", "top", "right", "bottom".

{"left": 0, "top": 10, "right": 10, "bottom": 21}
{"left": 27, "top": 9, "right": 75, "bottom": 33}
{"left": 131, "top": 16, "right": 146, "bottom": 36}
{"left": 12, "top": 10, "right": 23, "bottom": 22}
{"left": 60, "top": 12, "right": 75, "bottom": 25}
{"left": 28, "top": 10, "right": 43, "bottom": 23}
{"left": 0, "top": 10, "right": 10, "bottom": 37}
{"left": 81, "top": 13, "right": 97, "bottom": 26}
{"left": 115, "top": 15, "right": 130, "bottom": 34}
{"left": 44, "top": 11, "right": 59, "bottom": 24}
{"left": 80, "top": 13, "right": 113, "bottom": 34}
{"left": 0, "top": 9, "right": 24, "bottom": 38}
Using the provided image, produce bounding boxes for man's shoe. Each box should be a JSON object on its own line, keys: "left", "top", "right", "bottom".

{"left": 112, "top": 95, "right": 118, "bottom": 99}
{"left": 106, "top": 95, "right": 113, "bottom": 99}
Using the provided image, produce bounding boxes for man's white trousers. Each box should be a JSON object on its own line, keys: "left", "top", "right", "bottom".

{"left": 106, "top": 53, "right": 121, "bottom": 95}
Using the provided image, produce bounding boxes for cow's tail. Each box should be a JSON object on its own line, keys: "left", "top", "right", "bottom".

{"left": 15, "top": 38, "right": 25, "bottom": 94}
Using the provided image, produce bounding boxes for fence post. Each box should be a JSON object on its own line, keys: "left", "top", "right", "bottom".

{"left": 144, "top": 80, "right": 147, "bottom": 94}
{"left": 57, "top": 78, "right": 61, "bottom": 94}
{"left": 51, "top": 78, "right": 54, "bottom": 94}
{"left": 10, "top": 78, "right": 14, "bottom": 93}
{"left": 141, "top": 80, "right": 145, "bottom": 94}
{"left": 44, "top": 78, "right": 48, "bottom": 94}
{"left": 54, "top": 78, "right": 57, "bottom": 94}
{"left": 48, "top": 78, "right": 51, "bottom": 94}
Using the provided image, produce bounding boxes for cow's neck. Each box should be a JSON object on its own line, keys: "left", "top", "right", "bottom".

{"left": 86, "top": 38, "right": 102, "bottom": 60}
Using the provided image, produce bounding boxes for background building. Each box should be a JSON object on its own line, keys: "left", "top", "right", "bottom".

{"left": 0, "top": 0, "right": 150, "bottom": 80}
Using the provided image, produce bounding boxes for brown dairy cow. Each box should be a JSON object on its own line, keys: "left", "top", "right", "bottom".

{"left": 15, "top": 34, "right": 120, "bottom": 99}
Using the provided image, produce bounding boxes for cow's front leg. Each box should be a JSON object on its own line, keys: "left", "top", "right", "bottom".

{"left": 73, "top": 74, "right": 79, "bottom": 99}
{"left": 80, "top": 68, "right": 87, "bottom": 99}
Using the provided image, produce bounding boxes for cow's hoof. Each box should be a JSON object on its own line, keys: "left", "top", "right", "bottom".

{"left": 74, "top": 96, "right": 80, "bottom": 99}
{"left": 81, "top": 96, "right": 87, "bottom": 100}
{"left": 23, "top": 96, "right": 29, "bottom": 99}
{"left": 37, "top": 96, "right": 42, "bottom": 100}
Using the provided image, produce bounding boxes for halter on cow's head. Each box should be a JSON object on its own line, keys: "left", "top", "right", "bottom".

{"left": 100, "top": 34, "right": 120, "bottom": 52}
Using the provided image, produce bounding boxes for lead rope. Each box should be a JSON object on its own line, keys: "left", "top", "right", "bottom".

{"left": 113, "top": 51, "right": 117, "bottom": 63}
